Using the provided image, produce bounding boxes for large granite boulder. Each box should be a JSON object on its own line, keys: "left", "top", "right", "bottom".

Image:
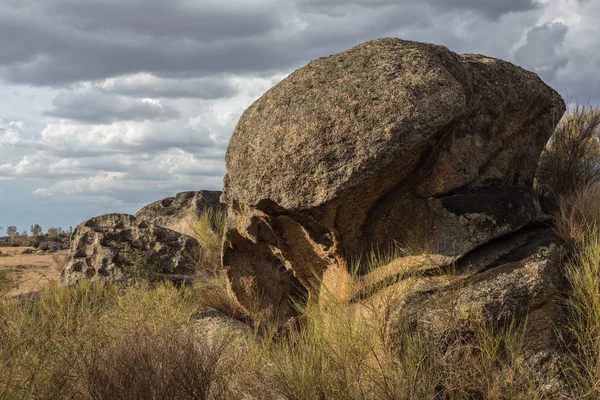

{"left": 136, "top": 191, "right": 224, "bottom": 237}
{"left": 60, "top": 214, "right": 201, "bottom": 285}
{"left": 221, "top": 38, "right": 565, "bottom": 319}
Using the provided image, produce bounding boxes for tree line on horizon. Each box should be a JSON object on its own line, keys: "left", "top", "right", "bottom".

{"left": 0, "top": 224, "right": 73, "bottom": 242}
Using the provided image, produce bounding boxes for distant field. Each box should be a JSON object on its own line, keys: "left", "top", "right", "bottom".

{"left": 0, "top": 247, "right": 68, "bottom": 297}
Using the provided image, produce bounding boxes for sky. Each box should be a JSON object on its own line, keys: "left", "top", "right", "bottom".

{"left": 0, "top": 0, "right": 598, "bottom": 232}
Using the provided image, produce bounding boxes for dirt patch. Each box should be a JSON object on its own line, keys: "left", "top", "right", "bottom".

{"left": 0, "top": 247, "right": 68, "bottom": 297}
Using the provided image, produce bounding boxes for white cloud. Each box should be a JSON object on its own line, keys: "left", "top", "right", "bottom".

{"left": 0, "top": 120, "right": 26, "bottom": 145}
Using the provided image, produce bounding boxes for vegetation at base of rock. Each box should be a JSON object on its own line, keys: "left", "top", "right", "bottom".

{"left": 555, "top": 181, "right": 600, "bottom": 246}
{"left": 188, "top": 208, "right": 247, "bottom": 320}
{"left": 242, "top": 270, "right": 540, "bottom": 400}
{"left": 191, "top": 208, "right": 227, "bottom": 276}
{"left": 555, "top": 183, "right": 600, "bottom": 397}
{"left": 0, "top": 254, "right": 545, "bottom": 400}
{"left": 0, "top": 281, "right": 236, "bottom": 399}
{"left": 536, "top": 104, "right": 600, "bottom": 203}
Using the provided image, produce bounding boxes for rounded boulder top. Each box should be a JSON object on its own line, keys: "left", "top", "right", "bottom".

{"left": 223, "top": 38, "right": 563, "bottom": 210}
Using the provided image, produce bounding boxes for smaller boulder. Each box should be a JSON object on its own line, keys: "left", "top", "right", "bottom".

{"left": 135, "top": 191, "right": 224, "bottom": 237}
{"left": 60, "top": 213, "right": 201, "bottom": 286}
{"left": 191, "top": 308, "right": 251, "bottom": 349}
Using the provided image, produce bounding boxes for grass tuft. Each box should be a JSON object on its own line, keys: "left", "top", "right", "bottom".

{"left": 536, "top": 104, "right": 600, "bottom": 203}
{"left": 189, "top": 208, "right": 227, "bottom": 277}
{"left": 556, "top": 183, "right": 600, "bottom": 397}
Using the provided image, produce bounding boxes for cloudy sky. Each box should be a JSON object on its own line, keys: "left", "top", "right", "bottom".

{"left": 0, "top": 0, "right": 597, "bottom": 232}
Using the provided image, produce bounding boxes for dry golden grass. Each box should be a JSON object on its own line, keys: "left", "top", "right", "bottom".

{"left": 0, "top": 281, "right": 237, "bottom": 400}
{"left": 189, "top": 208, "right": 227, "bottom": 277}
{"left": 0, "top": 237, "right": 545, "bottom": 400}
{"left": 554, "top": 183, "right": 600, "bottom": 397}
{"left": 237, "top": 261, "right": 538, "bottom": 400}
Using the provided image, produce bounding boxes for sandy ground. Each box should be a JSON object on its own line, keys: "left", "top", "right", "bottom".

{"left": 0, "top": 247, "right": 68, "bottom": 297}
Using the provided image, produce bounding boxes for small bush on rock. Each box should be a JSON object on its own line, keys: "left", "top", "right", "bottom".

{"left": 122, "top": 244, "right": 162, "bottom": 281}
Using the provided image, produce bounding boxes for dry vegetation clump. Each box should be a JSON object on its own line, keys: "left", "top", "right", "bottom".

{"left": 189, "top": 209, "right": 247, "bottom": 321}
{"left": 0, "top": 281, "right": 236, "bottom": 400}
{"left": 555, "top": 181, "right": 600, "bottom": 246}
{"left": 554, "top": 182, "right": 600, "bottom": 397}
{"left": 536, "top": 104, "right": 600, "bottom": 203}
{"left": 70, "top": 326, "right": 235, "bottom": 400}
{"left": 235, "top": 259, "right": 540, "bottom": 400}
{"left": 190, "top": 209, "right": 227, "bottom": 276}
{"left": 51, "top": 253, "right": 67, "bottom": 273}
{"left": 0, "top": 271, "right": 9, "bottom": 296}
{"left": 533, "top": 106, "right": 600, "bottom": 398}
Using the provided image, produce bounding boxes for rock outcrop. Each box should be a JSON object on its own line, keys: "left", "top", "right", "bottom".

{"left": 221, "top": 38, "right": 566, "bottom": 319}
{"left": 60, "top": 214, "right": 201, "bottom": 286}
{"left": 136, "top": 191, "right": 224, "bottom": 237}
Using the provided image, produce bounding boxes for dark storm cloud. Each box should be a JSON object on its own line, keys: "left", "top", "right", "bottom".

{"left": 0, "top": 0, "right": 285, "bottom": 85}
{"left": 514, "top": 21, "right": 570, "bottom": 81}
{"left": 426, "top": 0, "right": 541, "bottom": 19}
{"left": 296, "top": 0, "right": 540, "bottom": 19}
{"left": 49, "top": 0, "right": 281, "bottom": 40}
{"left": 0, "top": 0, "right": 543, "bottom": 87}
{"left": 45, "top": 92, "right": 180, "bottom": 123}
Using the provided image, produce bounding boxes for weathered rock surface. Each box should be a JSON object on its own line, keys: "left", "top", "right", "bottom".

{"left": 60, "top": 213, "right": 201, "bottom": 285}
{"left": 221, "top": 38, "right": 566, "bottom": 319}
{"left": 191, "top": 308, "right": 251, "bottom": 349}
{"left": 136, "top": 191, "right": 224, "bottom": 237}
